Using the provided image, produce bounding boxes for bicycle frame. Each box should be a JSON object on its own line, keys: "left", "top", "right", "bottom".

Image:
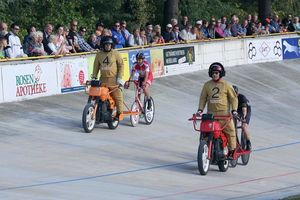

{"left": 123, "top": 80, "right": 145, "bottom": 116}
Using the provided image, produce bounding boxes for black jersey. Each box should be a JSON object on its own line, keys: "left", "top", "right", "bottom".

{"left": 237, "top": 94, "right": 251, "bottom": 115}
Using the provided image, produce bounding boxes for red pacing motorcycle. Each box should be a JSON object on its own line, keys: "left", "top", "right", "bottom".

{"left": 189, "top": 113, "right": 233, "bottom": 175}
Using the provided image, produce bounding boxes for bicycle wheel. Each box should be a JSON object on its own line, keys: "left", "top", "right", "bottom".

{"left": 130, "top": 101, "right": 140, "bottom": 127}
{"left": 82, "top": 103, "right": 96, "bottom": 133}
{"left": 144, "top": 97, "right": 155, "bottom": 125}
{"left": 241, "top": 131, "right": 250, "bottom": 165}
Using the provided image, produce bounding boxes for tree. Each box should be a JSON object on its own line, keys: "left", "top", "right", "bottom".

{"left": 258, "top": 0, "right": 272, "bottom": 24}
{"left": 163, "top": 0, "right": 179, "bottom": 26}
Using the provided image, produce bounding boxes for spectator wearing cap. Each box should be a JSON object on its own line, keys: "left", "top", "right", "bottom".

{"left": 145, "top": 23, "right": 154, "bottom": 44}
{"left": 120, "top": 20, "right": 131, "bottom": 47}
{"left": 163, "top": 24, "right": 175, "bottom": 43}
{"left": 111, "top": 21, "right": 126, "bottom": 48}
{"left": 215, "top": 19, "right": 225, "bottom": 38}
{"left": 76, "top": 26, "right": 94, "bottom": 52}
{"left": 194, "top": 20, "right": 204, "bottom": 40}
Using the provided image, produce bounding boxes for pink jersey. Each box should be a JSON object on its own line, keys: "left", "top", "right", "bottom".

{"left": 131, "top": 61, "right": 153, "bottom": 81}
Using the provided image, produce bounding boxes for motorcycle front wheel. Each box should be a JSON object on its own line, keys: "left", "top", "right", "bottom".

{"left": 197, "top": 140, "right": 210, "bottom": 175}
{"left": 82, "top": 103, "right": 96, "bottom": 133}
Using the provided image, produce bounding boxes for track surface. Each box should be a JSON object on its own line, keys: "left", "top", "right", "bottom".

{"left": 1, "top": 60, "right": 300, "bottom": 200}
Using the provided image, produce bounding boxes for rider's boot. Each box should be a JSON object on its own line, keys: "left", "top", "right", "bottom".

{"left": 246, "top": 140, "right": 252, "bottom": 151}
{"left": 227, "top": 149, "right": 235, "bottom": 160}
{"left": 147, "top": 97, "right": 152, "bottom": 110}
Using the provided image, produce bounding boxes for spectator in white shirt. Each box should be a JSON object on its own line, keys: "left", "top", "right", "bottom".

{"left": 6, "top": 23, "right": 27, "bottom": 58}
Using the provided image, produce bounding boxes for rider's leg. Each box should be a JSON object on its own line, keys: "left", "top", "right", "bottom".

{"left": 243, "top": 114, "right": 251, "bottom": 150}
{"left": 143, "top": 82, "right": 152, "bottom": 109}
{"left": 221, "top": 119, "right": 236, "bottom": 159}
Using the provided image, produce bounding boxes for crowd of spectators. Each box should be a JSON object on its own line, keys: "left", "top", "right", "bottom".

{"left": 0, "top": 13, "right": 300, "bottom": 59}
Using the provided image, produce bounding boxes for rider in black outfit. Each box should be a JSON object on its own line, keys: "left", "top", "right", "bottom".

{"left": 233, "top": 85, "right": 252, "bottom": 150}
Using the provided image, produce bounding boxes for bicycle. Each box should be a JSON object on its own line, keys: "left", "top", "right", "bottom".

{"left": 230, "top": 116, "right": 251, "bottom": 167}
{"left": 123, "top": 80, "right": 155, "bottom": 126}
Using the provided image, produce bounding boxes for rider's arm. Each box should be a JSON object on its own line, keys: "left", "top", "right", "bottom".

{"left": 143, "top": 71, "right": 149, "bottom": 85}
{"left": 198, "top": 83, "right": 208, "bottom": 111}
{"left": 92, "top": 53, "right": 101, "bottom": 79}
{"left": 115, "top": 51, "right": 124, "bottom": 80}
{"left": 228, "top": 83, "right": 238, "bottom": 112}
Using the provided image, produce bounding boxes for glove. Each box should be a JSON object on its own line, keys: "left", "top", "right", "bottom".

{"left": 196, "top": 109, "right": 203, "bottom": 117}
{"left": 124, "top": 81, "right": 130, "bottom": 89}
{"left": 231, "top": 110, "right": 238, "bottom": 118}
{"left": 117, "top": 78, "right": 125, "bottom": 87}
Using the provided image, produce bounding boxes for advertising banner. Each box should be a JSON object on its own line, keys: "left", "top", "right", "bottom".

{"left": 87, "top": 55, "right": 96, "bottom": 79}
{"left": 58, "top": 57, "right": 88, "bottom": 93}
{"left": 282, "top": 37, "right": 300, "bottom": 59}
{"left": 246, "top": 38, "right": 282, "bottom": 63}
{"left": 150, "top": 49, "right": 164, "bottom": 78}
{"left": 0, "top": 68, "right": 3, "bottom": 103}
{"left": 2, "top": 62, "right": 58, "bottom": 102}
{"left": 163, "top": 46, "right": 197, "bottom": 76}
{"left": 120, "top": 52, "right": 130, "bottom": 81}
{"left": 128, "top": 50, "right": 151, "bottom": 80}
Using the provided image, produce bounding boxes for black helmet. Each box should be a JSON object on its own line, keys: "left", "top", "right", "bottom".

{"left": 102, "top": 36, "right": 114, "bottom": 45}
{"left": 208, "top": 62, "right": 225, "bottom": 78}
{"left": 136, "top": 52, "right": 145, "bottom": 60}
{"left": 232, "top": 85, "right": 238, "bottom": 94}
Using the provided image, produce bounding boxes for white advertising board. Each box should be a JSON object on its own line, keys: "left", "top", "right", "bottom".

{"left": 2, "top": 62, "right": 59, "bottom": 102}
{"left": 246, "top": 38, "right": 282, "bottom": 63}
{"left": 0, "top": 67, "right": 3, "bottom": 103}
{"left": 58, "top": 57, "right": 89, "bottom": 93}
{"left": 163, "top": 45, "right": 200, "bottom": 76}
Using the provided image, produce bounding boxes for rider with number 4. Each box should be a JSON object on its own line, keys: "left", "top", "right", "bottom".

{"left": 91, "top": 36, "right": 124, "bottom": 119}
{"left": 124, "top": 52, "right": 153, "bottom": 109}
{"left": 197, "top": 62, "right": 238, "bottom": 159}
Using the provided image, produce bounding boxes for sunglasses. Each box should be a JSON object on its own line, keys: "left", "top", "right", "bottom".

{"left": 14, "top": 28, "right": 20, "bottom": 30}
{"left": 212, "top": 71, "right": 220, "bottom": 75}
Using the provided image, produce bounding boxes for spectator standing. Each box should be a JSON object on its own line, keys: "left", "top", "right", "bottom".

{"left": 201, "top": 20, "right": 209, "bottom": 39}
{"left": 172, "top": 25, "right": 183, "bottom": 43}
{"left": 224, "top": 24, "right": 233, "bottom": 38}
{"left": 180, "top": 15, "right": 189, "bottom": 30}
{"left": 270, "top": 15, "right": 281, "bottom": 33}
{"left": 48, "top": 35, "right": 66, "bottom": 55}
{"left": 231, "top": 15, "right": 243, "bottom": 37}
{"left": 120, "top": 20, "right": 130, "bottom": 47}
{"left": 67, "top": 20, "right": 80, "bottom": 52}
{"left": 6, "top": 23, "right": 27, "bottom": 58}
{"left": 208, "top": 20, "right": 216, "bottom": 39}
{"left": 42, "top": 23, "right": 54, "bottom": 55}
{"left": 171, "top": 18, "right": 178, "bottom": 28}
{"left": 95, "top": 21, "right": 105, "bottom": 42}
{"left": 111, "top": 21, "right": 125, "bottom": 48}
{"left": 55, "top": 25, "right": 72, "bottom": 54}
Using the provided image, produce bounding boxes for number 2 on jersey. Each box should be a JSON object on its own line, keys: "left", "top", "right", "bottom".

{"left": 212, "top": 87, "right": 220, "bottom": 98}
